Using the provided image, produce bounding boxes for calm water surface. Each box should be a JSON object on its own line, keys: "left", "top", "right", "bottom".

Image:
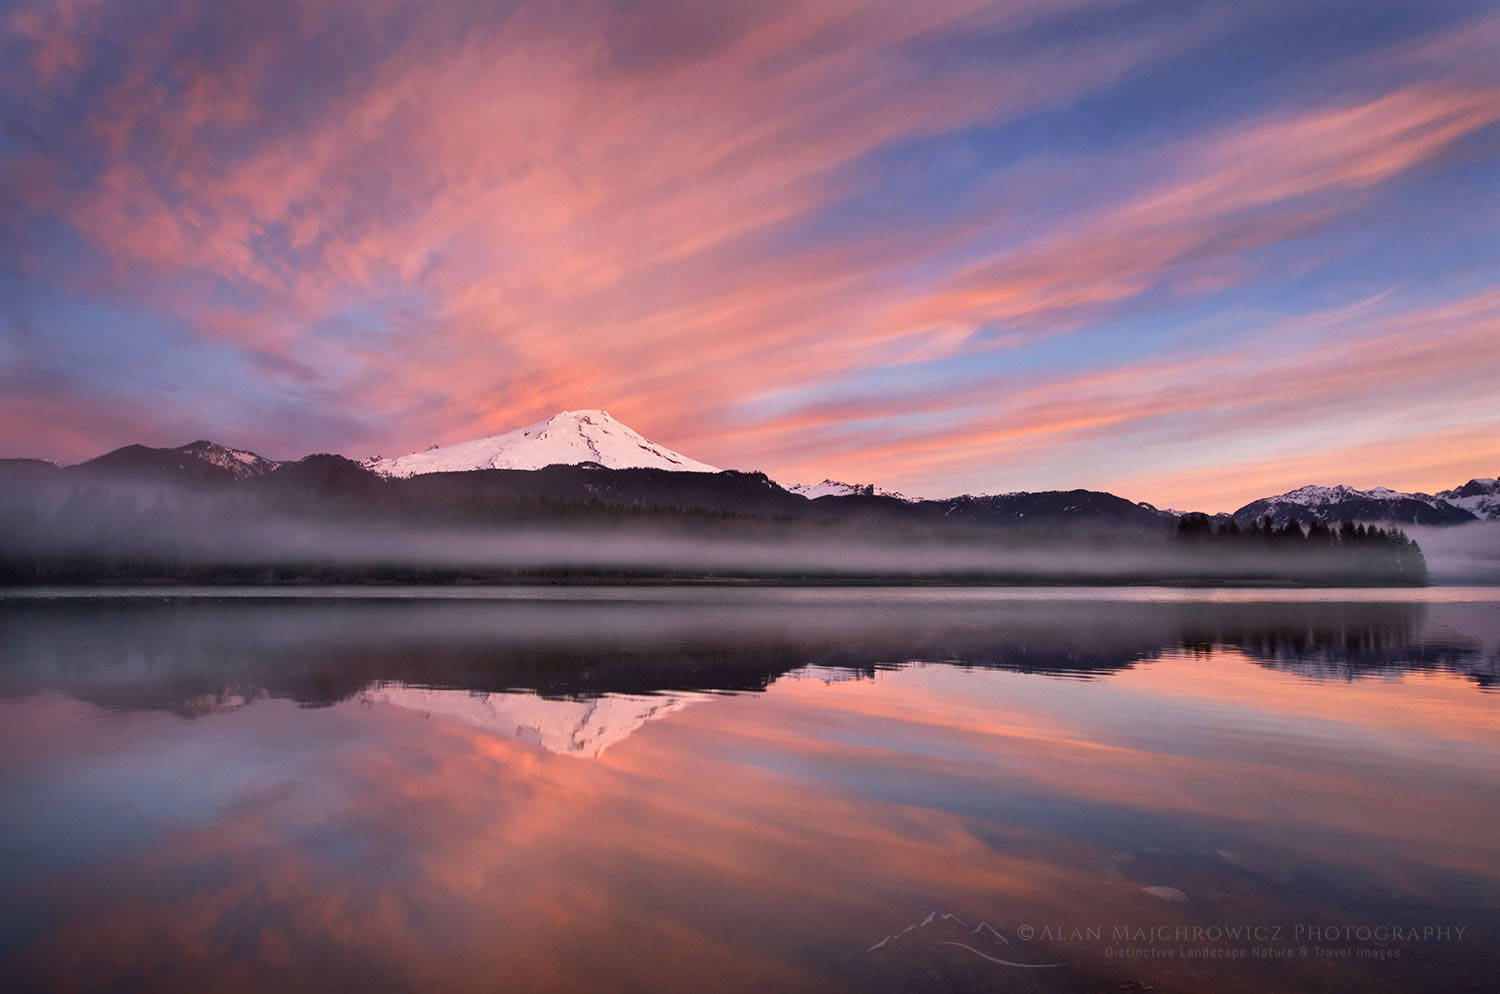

{"left": 1, "top": 587, "right": 1498, "bottom": 993}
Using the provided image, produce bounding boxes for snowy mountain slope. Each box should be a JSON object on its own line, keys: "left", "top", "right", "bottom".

{"left": 786, "top": 479, "right": 912, "bottom": 501}
{"left": 1232, "top": 483, "right": 1483, "bottom": 526}
{"left": 1436, "top": 477, "right": 1500, "bottom": 521}
{"left": 367, "top": 409, "right": 720, "bottom": 477}
{"left": 175, "top": 440, "right": 284, "bottom": 479}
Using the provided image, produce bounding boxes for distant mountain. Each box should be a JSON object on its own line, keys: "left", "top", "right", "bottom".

{"left": 936, "top": 490, "right": 1177, "bottom": 529}
{"left": 250, "top": 453, "right": 384, "bottom": 496}
{"left": 74, "top": 441, "right": 284, "bottom": 483}
{"left": 787, "top": 479, "right": 913, "bottom": 501}
{"left": 173, "top": 440, "right": 283, "bottom": 479}
{"left": 789, "top": 479, "right": 874, "bottom": 499}
{"left": 1232, "top": 482, "right": 1490, "bottom": 527}
{"left": 366, "top": 409, "right": 718, "bottom": 477}
{"left": 1436, "top": 477, "right": 1500, "bottom": 520}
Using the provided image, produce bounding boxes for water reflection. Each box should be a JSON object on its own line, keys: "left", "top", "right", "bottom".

{"left": 357, "top": 685, "right": 708, "bottom": 757}
{"left": 1, "top": 590, "right": 1495, "bottom": 721}
{"left": 0, "top": 588, "right": 1497, "bottom": 992}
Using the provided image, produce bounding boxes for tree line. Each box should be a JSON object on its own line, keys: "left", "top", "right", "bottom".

{"left": 1175, "top": 513, "right": 1426, "bottom": 584}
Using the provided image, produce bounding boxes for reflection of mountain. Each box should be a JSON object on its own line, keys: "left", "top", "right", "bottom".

{"left": 1, "top": 592, "right": 1495, "bottom": 753}
{"left": 780, "top": 665, "right": 875, "bottom": 685}
{"left": 357, "top": 685, "right": 706, "bottom": 757}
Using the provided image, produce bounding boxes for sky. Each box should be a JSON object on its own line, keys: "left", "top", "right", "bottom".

{"left": 2, "top": 0, "right": 1498, "bottom": 512}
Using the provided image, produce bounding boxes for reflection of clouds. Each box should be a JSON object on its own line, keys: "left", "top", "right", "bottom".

{"left": 3, "top": 631, "right": 1499, "bottom": 992}
{"left": 2, "top": 693, "right": 1095, "bottom": 993}
{"left": 753, "top": 656, "right": 1500, "bottom": 887}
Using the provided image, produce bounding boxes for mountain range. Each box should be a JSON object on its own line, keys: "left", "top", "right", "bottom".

{"left": 1231, "top": 483, "right": 1497, "bottom": 527}
{"left": 2, "top": 409, "right": 1495, "bottom": 527}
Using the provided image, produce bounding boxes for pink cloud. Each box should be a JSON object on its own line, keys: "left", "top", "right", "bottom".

{"left": 4, "top": 1, "right": 1498, "bottom": 506}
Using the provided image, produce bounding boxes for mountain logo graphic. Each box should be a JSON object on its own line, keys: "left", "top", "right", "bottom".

{"left": 868, "top": 910, "right": 1062, "bottom": 969}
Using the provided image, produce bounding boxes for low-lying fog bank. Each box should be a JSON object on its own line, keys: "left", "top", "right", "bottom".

{"left": 0, "top": 476, "right": 1433, "bottom": 585}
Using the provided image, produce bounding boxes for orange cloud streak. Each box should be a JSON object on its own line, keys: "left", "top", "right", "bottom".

{"left": 4, "top": 2, "right": 1498, "bottom": 505}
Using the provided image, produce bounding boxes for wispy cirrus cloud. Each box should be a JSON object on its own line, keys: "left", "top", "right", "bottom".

{"left": 1, "top": 0, "right": 1497, "bottom": 506}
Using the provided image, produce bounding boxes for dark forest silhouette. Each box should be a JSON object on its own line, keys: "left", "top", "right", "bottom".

{"left": 1174, "top": 512, "right": 1426, "bottom": 584}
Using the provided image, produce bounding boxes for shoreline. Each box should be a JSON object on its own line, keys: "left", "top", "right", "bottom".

{"left": 0, "top": 575, "right": 1441, "bottom": 590}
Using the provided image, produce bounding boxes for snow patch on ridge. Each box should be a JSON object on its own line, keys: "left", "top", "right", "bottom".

{"left": 786, "top": 479, "right": 913, "bottom": 501}
{"left": 1279, "top": 484, "right": 1433, "bottom": 507}
{"left": 175, "top": 440, "right": 283, "bottom": 478}
{"left": 1436, "top": 477, "right": 1500, "bottom": 520}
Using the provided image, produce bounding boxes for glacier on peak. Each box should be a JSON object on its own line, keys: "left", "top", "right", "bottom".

{"left": 366, "top": 409, "right": 720, "bottom": 477}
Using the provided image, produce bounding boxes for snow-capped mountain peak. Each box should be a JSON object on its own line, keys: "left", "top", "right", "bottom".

{"left": 1436, "top": 475, "right": 1500, "bottom": 520}
{"left": 367, "top": 409, "right": 720, "bottom": 477}
{"left": 1277, "top": 484, "right": 1398, "bottom": 506}
{"left": 1233, "top": 479, "right": 1493, "bottom": 526}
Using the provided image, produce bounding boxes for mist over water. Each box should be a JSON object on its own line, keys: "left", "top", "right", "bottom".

{"left": 1, "top": 587, "right": 1498, "bottom": 993}
{"left": 1411, "top": 522, "right": 1500, "bottom": 584}
{"left": 0, "top": 475, "right": 1444, "bottom": 584}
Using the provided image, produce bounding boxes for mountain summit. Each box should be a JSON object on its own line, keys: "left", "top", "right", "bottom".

{"left": 1231, "top": 481, "right": 1492, "bottom": 526}
{"left": 366, "top": 409, "right": 719, "bottom": 477}
{"left": 787, "top": 479, "right": 913, "bottom": 501}
{"left": 173, "top": 440, "right": 284, "bottom": 479}
{"left": 1435, "top": 477, "right": 1500, "bottom": 520}
{"left": 74, "top": 440, "right": 283, "bottom": 482}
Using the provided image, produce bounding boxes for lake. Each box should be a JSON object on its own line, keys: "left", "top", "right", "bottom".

{"left": 1, "top": 586, "right": 1497, "bottom": 993}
